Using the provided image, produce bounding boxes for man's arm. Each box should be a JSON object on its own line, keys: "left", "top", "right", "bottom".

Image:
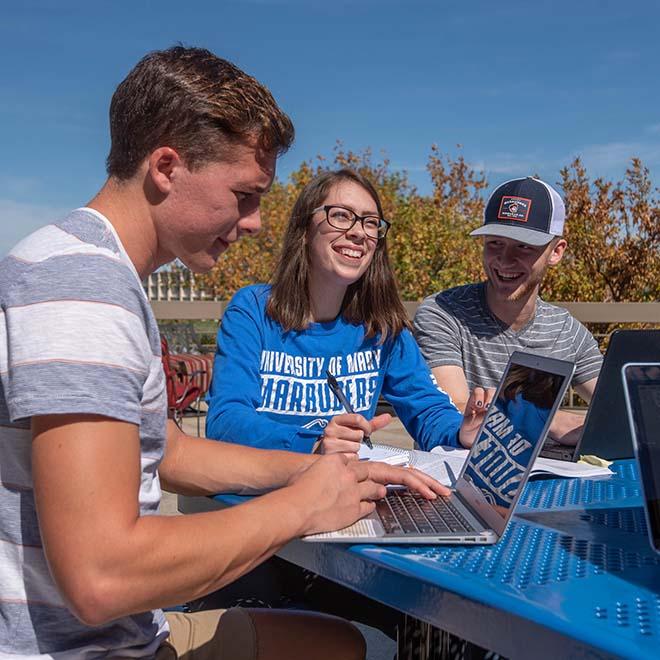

{"left": 432, "top": 365, "right": 593, "bottom": 447}
{"left": 574, "top": 377, "right": 598, "bottom": 403}
{"left": 431, "top": 365, "right": 470, "bottom": 412}
{"left": 548, "top": 410, "right": 586, "bottom": 445}
{"left": 32, "top": 414, "right": 311, "bottom": 626}
{"left": 33, "top": 414, "right": 445, "bottom": 627}
{"left": 160, "top": 419, "right": 313, "bottom": 495}
{"left": 413, "top": 296, "right": 469, "bottom": 413}
{"left": 549, "top": 314, "right": 602, "bottom": 446}
{"left": 547, "top": 377, "right": 599, "bottom": 445}
{"left": 380, "top": 330, "right": 462, "bottom": 450}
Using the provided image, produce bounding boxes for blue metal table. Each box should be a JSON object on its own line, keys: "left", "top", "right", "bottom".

{"left": 180, "top": 460, "right": 660, "bottom": 659}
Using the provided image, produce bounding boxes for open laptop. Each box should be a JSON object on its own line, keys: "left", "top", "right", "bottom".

{"left": 622, "top": 363, "right": 660, "bottom": 555}
{"left": 306, "top": 351, "right": 574, "bottom": 545}
{"left": 543, "top": 329, "right": 660, "bottom": 462}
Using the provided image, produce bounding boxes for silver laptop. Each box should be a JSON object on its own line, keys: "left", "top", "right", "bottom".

{"left": 622, "top": 362, "right": 660, "bottom": 555}
{"left": 306, "top": 351, "right": 575, "bottom": 545}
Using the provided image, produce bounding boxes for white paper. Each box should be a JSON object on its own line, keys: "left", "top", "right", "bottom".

{"left": 359, "top": 443, "right": 464, "bottom": 486}
{"left": 531, "top": 456, "right": 612, "bottom": 478}
{"left": 358, "top": 443, "right": 410, "bottom": 463}
{"left": 359, "top": 443, "right": 612, "bottom": 485}
{"left": 430, "top": 445, "right": 612, "bottom": 479}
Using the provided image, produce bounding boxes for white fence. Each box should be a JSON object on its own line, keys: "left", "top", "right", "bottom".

{"left": 143, "top": 270, "right": 218, "bottom": 301}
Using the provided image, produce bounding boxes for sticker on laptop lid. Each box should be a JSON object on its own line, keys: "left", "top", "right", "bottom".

{"left": 497, "top": 196, "right": 532, "bottom": 222}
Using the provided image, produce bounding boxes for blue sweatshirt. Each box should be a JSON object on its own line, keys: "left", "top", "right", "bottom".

{"left": 206, "top": 284, "right": 462, "bottom": 453}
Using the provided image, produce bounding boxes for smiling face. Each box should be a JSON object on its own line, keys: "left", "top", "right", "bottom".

{"left": 306, "top": 180, "right": 380, "bottom": 291}
{"left": 482, "top": 235, "right": 566, "bottom": 303}
{"left": 153, "top": 141, "right": 276, "bottom": 273}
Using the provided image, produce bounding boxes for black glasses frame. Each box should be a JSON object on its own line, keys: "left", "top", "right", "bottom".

{"left": 313, "top": 205, "right": 391, "bottom": 239}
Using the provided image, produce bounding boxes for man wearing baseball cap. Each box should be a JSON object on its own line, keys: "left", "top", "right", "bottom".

{"left": 413, "top": 176, "right": 603, "bottom": 445}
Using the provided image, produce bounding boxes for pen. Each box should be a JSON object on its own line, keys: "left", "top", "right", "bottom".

{"left": 325, "top": 369, "right": 374, "bottom": 450}
{"left": 444, "top": 460, "right": 457, "bottom": 486}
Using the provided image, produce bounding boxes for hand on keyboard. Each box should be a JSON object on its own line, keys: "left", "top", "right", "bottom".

{"left": 286, "top": 455, "right": 450, "bottom": 537}
{"left": 358, "top": 461, "right": 451, "bottom": 500}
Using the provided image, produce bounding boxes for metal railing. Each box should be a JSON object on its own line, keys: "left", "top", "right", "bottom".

{"left": 152, "top": 299, "right": 660, "bottom": 324}
{"left": 153, "top": 300, "right": 659, "bottom": 410}
{"left": 144, "top": 274, "right": 660, "bottom": 325}
{"left": 144, "top": 271, "right": 220, "bottom": 302}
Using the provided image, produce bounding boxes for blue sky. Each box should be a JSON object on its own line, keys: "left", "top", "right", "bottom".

{"left": 1, "top": 0, "right": 659, "bottom": 255}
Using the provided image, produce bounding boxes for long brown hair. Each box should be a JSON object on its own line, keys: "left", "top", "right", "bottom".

{"left": 267, "top": 169, "right": 410, "bottom": 341}
{"left": 502, "top": 365, "right": 562, "bottom": 409}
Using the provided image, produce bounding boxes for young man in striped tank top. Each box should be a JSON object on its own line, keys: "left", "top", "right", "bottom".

{"left": 0, "top": 46, "right": 447, "bottom": 660}
{"left": 413, "top": 177, "right": 603, "bottom": 447}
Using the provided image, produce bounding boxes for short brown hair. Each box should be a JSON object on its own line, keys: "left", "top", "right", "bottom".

{"left": 267, "top": 169, "right": 410, "bottom": 341}
{"left": 106, "top": 46, "right": 294, "bottom": 179}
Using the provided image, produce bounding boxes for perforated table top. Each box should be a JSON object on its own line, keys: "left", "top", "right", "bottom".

{"left": 282, "top": 461, "right": 660, "bottom": 658}
{"left": 199, "top": 460, "right": 659, "bottom": 658}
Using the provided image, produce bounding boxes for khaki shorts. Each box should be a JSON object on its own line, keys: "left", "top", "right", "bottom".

{"left": 156, "top": 609, "right": 228, "bottom": 660}
{"left": 156, "top": 607, "right": 365, "bottom": 660}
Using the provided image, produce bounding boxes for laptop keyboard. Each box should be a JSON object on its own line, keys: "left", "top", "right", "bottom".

{"left": 541, "top": 446, "right": 575, "bottom": 461}
{"left": 376, "top": 490, "right": 472, "bottom": 535}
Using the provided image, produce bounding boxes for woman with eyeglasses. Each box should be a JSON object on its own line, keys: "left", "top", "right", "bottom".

{"left": 206, "top": 169, "right": 485, "bottom": 454}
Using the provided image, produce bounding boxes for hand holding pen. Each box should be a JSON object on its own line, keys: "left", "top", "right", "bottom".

{"left": 325, "top": 370, "right": 382, "bottom": 451}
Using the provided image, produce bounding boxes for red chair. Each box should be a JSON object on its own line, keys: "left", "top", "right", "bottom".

{"left": 160, "top": 336, "right": 203, "bottom": 431}
{"left": 167, "top": 352, "right": 214, "bottom": 394}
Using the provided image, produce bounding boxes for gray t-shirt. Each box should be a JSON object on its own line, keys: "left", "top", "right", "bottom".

{"left": 413, "top": 282, "right": 603, "bottom": 391}
{"left": 0, "top": 208, "right": 168, "bottom": 658}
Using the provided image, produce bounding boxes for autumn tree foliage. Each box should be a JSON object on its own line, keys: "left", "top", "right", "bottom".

{"left": 542, "top": 157, "right": 659, "bottom": 302}
{"left": 197, "top": 145, "right": 659, "bottom": 304}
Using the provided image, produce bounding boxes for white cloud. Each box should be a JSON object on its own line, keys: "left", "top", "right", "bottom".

{"left": 467, "top": 160, "right": 486, "bottom": 173}
{"left": 479, "top": 140, "right": 660, "bottom": 184}
{"left": 390, "top": 162, "right": 427, "bottom": 174}
{"left": 605, "top": 49, "right": 641, "bottom": 62}
{"left": 0, "top": 175, "right": 41, "bottom": 197}
{"left": 480, "top": 152, "right": 547, "bottom": 175}
{"left": 567, "top": 141, "right": 660, "bottom": 172}
{"left": 0, "top": 199, "right": 69, "bottom": 257}
{"left": 487, "top": 161, "right": 532, "bottom": 175}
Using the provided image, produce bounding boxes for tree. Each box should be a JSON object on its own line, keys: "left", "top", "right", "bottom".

{"left": 543, "top": 158, "right": 660, "bottom": 302}
{"left": 197, "top": 145, "right": 658, "bottom": 306}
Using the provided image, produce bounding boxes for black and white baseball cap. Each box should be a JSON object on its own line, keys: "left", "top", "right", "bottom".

{"left": 470, "top": 177, "right": 565, "bottom": 246}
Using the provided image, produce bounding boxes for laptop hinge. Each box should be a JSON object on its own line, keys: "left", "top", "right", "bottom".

{"left": 453, "top": 489, "right": 491, "bottom": 531}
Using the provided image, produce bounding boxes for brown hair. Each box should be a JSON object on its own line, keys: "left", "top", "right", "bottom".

{"left": 267, "top": 169, "right": 410, "bottom": 341}
{"left": 503, "top": 365, "right": 563, "bottom": 409}
{"left": 106, "top": 46, "right": 294, "bottom": 179}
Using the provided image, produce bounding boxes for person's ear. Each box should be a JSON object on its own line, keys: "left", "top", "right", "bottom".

{"left": 146, "top": 147, "right": 183, "bottom": 195}
{"left": 547, "top": 238, "right": 567, "bottom": 267}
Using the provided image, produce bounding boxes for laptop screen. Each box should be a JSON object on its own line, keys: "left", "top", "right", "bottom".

{"left": 566, "top": 330, "right": 660, "bottom": 462}
{"left": 461, "top": 360, "right": 567, "bottom": 519}
{"left": 623, "top": 364, "right": 660, "bottom": 552}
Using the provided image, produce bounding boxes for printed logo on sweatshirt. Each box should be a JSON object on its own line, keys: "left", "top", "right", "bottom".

{"left": 257, "top": 348, "right": 382, "bottom": 416}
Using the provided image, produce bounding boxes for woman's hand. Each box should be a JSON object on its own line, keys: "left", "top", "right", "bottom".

{"left": 314, "top": 413, "right": 392, "bottom": 456}
{"left": 459, "top": 387, "right": 495, "bottom": 448}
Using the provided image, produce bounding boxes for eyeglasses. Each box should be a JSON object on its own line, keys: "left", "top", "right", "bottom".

{"left": 313, "top": 205, "right": 391, "bottom": 240}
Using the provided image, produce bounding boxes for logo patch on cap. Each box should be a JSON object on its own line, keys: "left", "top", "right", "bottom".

{"left": 497, "top": 196, "right": 532, "bottom": 223}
